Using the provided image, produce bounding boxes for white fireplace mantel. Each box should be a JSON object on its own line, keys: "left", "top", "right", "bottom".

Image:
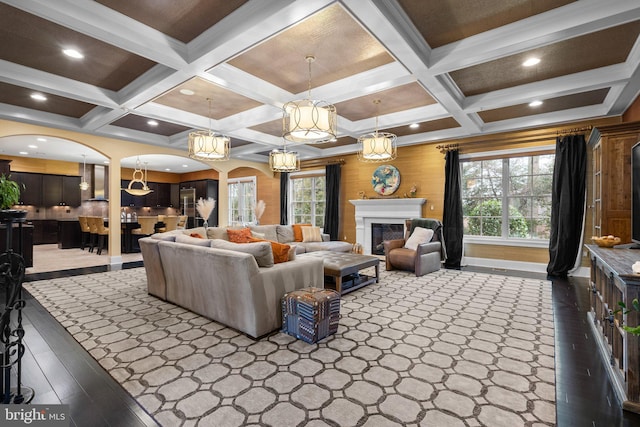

{"left": 350, "top": 198, "right": 426, "bottom": 254}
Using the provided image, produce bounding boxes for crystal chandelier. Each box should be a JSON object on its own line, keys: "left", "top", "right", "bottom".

{"left": 282, "top": 55, "right": 337, "bottom": 144}
{"left": 124, "top": 157, "right": 153, "bottom": 196}
{"left": 269, "top": 140, "right": 300, "bottom": 172}
{"left": 188, "top": 98, "right": 230, "bottom": 160}
{"left": 79, "top": 154, "right": 89, "bottom": 191}
{"left": 357, "top": 99, "right": 397, "bottom": 162}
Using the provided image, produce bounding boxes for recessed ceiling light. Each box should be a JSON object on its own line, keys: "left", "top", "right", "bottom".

{"left": 37, "top": 137, "right": 47, "bottom": 142}
{"left": 182, "top": 164, "right": 188, "bottom": 168}
{"left": 19, "top": 151, "right": 28, "bottom": 155}
{"left": 147, "top": 120, "right": 159, "bottom": 126}
{"left": 30, "top": 93, "right": 47, "bottom": 101}
{"left": 63, "top": 48, "right": 84, "bottom": 59}
{"left": 529, "top": 100, "right": 543, "bottom": 107}
{"left": 409, "top": 123, "right": 419, "bottom": 129}
{"left": 180, "top": 89, "right": 195, "bottom": 96}
{"left": 522, "top": 57, "right": 540, "bottom": 67}
{"left": 28, "top": 145, "right": 37, "bottom": 149}
{"left": 103, "top": 160, "right": 110, "bottom": 164}
{"left": 165, "top": 168, "right": 171, "bottom": 171}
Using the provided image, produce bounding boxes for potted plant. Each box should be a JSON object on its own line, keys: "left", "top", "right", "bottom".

{"left": 0, "top": 174, "right": 26, "bottom": 220}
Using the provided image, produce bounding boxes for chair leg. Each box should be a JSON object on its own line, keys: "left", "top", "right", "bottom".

{"left": 89, "top": 234, "right": 96, "bottom": 252}
{"left": 97, "top": 235, "right": 105, "bottom": 255}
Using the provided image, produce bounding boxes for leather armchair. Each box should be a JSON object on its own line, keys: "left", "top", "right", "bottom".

{"left": 384, "top": 218, "right": 446, "bottom": 276}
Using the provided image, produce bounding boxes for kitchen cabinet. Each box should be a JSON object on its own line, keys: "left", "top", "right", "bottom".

{"left": 57, "top": 219, "right": 82, "bottom": 249}
{"left": 12, "top": 172, "right": 43, "bottom": 206}
{"left": 30, "top": 219, "right": 58, "bottom": 245}
{"left": 121, "top": 179, "right": 144, "bottom": 207}
{"left": 42, "top": 174, "right": 81, "bottom": 206}
{"left": 0, "top": 223, "right": 33, "bottom": 267}
{"left": 121, "top": 180, "right": 176, "bottom": 208}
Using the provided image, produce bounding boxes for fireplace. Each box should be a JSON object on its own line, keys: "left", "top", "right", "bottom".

{"left": 350, "top": 198, "right": 426, "bottom": 255}
{"left": 371, "top": 223, "right": 404, "bottom": 255}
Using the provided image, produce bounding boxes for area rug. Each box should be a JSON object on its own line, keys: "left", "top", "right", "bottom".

{"left": 24, "top": 268, "right": 555, "bottom": 427}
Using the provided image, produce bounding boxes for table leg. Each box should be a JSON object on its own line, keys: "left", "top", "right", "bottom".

{"left": 335, "top": 276, "right": 342, "bottom": 294}
{"left": 375, "top": 263, "right": 379, "bottom": 283}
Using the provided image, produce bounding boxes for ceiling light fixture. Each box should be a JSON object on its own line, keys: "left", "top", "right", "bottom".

{"left": 357, "top": 99, "right": 397, "bottom": 163}
{"left": 30, "top": 93, "right": 47, "bottom": 101}
{"left": 147, "top": 120, "right": 158, "bottom": 126}
{"left": 529, "top": 100, "right": 543, "bottom": 107}
{"left": 409, "top": 123, "right": 419, "bottom": 129}
{"left": 188, "top": 98, "right": 230, "bottom": 161}
{"left": 282, "top": 55, "right": 337, "bottom": 144}
{"left": 63, "top": 48, "right": 84, "bottom": 59}
{"left": 123, "top": 157, "right": 153, "bottom": 196}
{"left": 180, "top": 89, "right": 195, "bottom": 96}
{"left": 522, "top": 57, "right": 540, "bottom": 67}
{"left": 269, "top": 140, "right": 300, "bottom": 173}
{"left": 79, "top": 154, "right": 89, "bottom": 191}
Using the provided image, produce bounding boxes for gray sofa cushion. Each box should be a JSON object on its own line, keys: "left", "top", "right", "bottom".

{"left": 210, "top": 239, "right": 274, "bottom": 267}
{"left": 276, "top": 225, "right": 295, "bottom": 243}
{"left": 206, "top": 227, "right": 228, "bottom": 240}
{"left": 175, "top": 234, "right": 212, "bottom": 247}
{"left": 249, "top": 225, "right": 279, "bottom": 242}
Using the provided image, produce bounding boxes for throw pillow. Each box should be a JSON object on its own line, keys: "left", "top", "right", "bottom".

{"left": 248, "top": 237, "right": 291, "bottom": 263}
{"left": 301, "top": 226, "right": 323, "bottom": 242}
{"left": 292, "top": 223, "right": 312, "bottom": 242}
{"left": 276, "top": 225, "right": 295, "bottom": 243}
{"left": 251, "top": 231, "right": 266, "bottom": 240}
{"left": 404, "top": 227, "right": 434, "bottom": 251}
{"left": 249, "top": 225, "right": 279, "bottom": 242}
{"left": 189, "top": 233, "right": 204, "bottom": 238}
{"left": 209, "top": 239, "right": 274, "bottom": 267}
{"left": 175, "top": 234, "right": 212, "bottom": 247}
{"left": 227, "top": 227, "right": 253, "bottom": 243}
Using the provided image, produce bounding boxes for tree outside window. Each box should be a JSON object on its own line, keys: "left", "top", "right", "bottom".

{"left": 289, "top": 174, "right": 325, "bottom": 227}
{"left": 462, "top": 153, "right": 554, "bottom": 239}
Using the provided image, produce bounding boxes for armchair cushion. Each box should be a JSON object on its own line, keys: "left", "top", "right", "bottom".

{"left": 404, "top": 227, "right": 434, "bottom": 250}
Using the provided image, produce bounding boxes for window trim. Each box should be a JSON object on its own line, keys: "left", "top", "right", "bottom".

{"left": 461, "top": 145, "right": 555, "bottom": 245}
{"left": 227, "top": 176, "right": 257, "bottom": 225}
{"left": 288, "top": 169, "right": 325, "bottom": 227}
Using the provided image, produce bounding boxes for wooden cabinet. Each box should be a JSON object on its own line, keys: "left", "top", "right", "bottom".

{"left": 30, "top": 219, "right": 58, "bottom": 245}
{"left": 121, "top": 180, "right": 176, "bottom": 208}
{"left": 0, "top": 223, "right": 33, "bottom": 267}
{"left": 589, "top": 122, "right": 640, "bottom": 243}
{"left": 42, "top": 174, "right": 81, "bottom": 206}
{"left": 587, "top": 245, "right": 640, "bottom": 413}
{"left": 12, "top": 172, "right": 43, "bottom": 206}
{"left": 121, "top": 179, "right": 144, "bottom": 207}
{"left": 57, "top": 220, "right": 82, "bottom": 249}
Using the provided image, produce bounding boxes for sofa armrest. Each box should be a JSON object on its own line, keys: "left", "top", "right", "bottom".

{"left": 383, "top": 239, "right": 405, "bottom": 253}
{"left": 416, "top": 241, "right": 441, "bottom": 256}
{"left": 321, "top": 233, "right": 330, "bottom": 242}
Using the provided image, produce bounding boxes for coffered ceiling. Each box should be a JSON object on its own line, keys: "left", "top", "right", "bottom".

{"left": 0, "top": 0, "right": 639, "bottom": 170}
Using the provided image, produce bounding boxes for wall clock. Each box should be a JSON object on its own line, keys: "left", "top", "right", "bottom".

{"left": 371, "top": 165, "right": 400, "bottom": 196}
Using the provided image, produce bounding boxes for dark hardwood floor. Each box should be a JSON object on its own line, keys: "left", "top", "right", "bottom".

{"left": 8, "top": 263, "right": 640, "bottom": 426}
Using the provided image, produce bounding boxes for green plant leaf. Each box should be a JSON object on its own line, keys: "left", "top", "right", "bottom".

{"left": 623, "top": 325, "right": 640, "bottom": 336}
{"left": 633, "top": 298, "right": 640, "bottom": 312}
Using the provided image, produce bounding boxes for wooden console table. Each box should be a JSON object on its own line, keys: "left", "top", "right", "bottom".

{"left": 586, "top": 244, "right": 640, "bottom": 412}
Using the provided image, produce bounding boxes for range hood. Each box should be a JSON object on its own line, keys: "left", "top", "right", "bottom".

{"left": 85, "top": 164, "right": 109, "bottom": 202}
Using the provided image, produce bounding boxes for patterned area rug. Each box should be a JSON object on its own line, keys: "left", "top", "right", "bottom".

{"left": 24, "top": 268, "right": 555, "bottom": 427}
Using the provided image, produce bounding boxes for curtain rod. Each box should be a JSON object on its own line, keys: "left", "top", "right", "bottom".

{"left": 435, "top": 143, "right": 458, "bottom": 154}
{"left": 556, "top": 125, "right": 592, "bottom": 135}
{"left": 301, "top": 158, "right": 345, "bottom": 168}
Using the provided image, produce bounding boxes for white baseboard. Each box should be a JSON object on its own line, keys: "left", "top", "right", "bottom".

{"left": 462, "top": 257, "right": 590, "bottom": 278}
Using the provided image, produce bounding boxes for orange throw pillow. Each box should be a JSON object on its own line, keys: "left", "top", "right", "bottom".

{"left": 227, "top": 227, "right": 253, "bottom": 243}
{"left": 189, "top": 233, "right": 204, "bottom": 238}
{"left": 248, "top": 236, "right": 291, "bottom": 263}
{"left": 292, "top": 223, "right": 312, "bottom": 242}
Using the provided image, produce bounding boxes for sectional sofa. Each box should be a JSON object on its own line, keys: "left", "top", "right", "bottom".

{"left": 138, "top": 224, "right": 352, "bottom": 338}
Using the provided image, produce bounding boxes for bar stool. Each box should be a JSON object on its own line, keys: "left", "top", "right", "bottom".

{"left": 86, "top": 216, "right": 99, "bottom": 252}
{"left": 78, "top": 216, "right": 91, "bottom": 250}
{"left": 131, "top": 216, "right": 157, "bottom": 251}
{"left": 163, "top": 215, "right": 179, "bottom": 232}
{"left": 95, "top": 219, "right": 109, "bottom": 255}
{"left": 176, "top": 215, "right": 188, "bottom": 230}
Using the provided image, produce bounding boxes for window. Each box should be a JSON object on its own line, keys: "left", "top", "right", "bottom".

{"left": 461, "top": 150, "right": 555, "bottom": 240}
{"left": 289, "top": 172, "right": 325, "bottom": 227}
{"left": 228, "top": 177, "right": 256, "bottom": 225}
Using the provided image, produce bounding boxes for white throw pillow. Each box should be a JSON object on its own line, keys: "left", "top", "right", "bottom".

{"left": 404, "top": 227, "right": 434, "bottom": 251}
{"left": 301, "top": 226, "right": 323, "bottom": 242}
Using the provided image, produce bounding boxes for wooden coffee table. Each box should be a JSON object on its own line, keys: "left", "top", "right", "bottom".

{"left": 301, "top": 251, "right": 380, "bottom": 294}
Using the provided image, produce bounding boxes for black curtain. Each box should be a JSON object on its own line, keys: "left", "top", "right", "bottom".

{"left": 443, "top": 149, "right": 463, "bottom": 269}
{"left": 324, "top": 164, "right": 341, "bottom": 241}
{"left": 547, "top": 134, "right": 587, "bottom": 278}
{"left": 279, "top": 172, "right": 288, "bottom": 225}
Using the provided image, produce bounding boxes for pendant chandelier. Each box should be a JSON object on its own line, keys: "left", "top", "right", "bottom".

{"left": 79, "top": 154, "right": 89, "bottom": 191}
{"left": 282, "top": 55, "right": 337, "bottom": 144}
{"left": 269, "top": 140, "right": 300, "bottom": 173}
{"left": 124, "top": 157, "right": 153, "bottom": 196}
{"left": 188, "top": 97, "right": 230, "bottom": 160}
{"left": 357, "top": 99, "right": 397, "bottom": 162}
